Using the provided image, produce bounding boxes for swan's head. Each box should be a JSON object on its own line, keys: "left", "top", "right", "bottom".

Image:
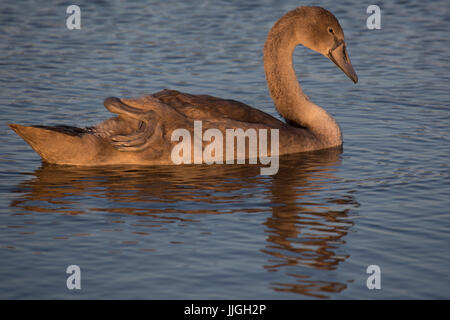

{"left": 291, "top": 6, "right": 358, "bottom": 83}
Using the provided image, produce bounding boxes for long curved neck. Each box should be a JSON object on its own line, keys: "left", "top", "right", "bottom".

{"left": 263, "top": 17, "right": 342, "bottom": 147}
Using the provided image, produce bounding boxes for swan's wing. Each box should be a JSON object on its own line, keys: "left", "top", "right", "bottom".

{"left": 98, "top": 90, "right": 285, "bottom": 152}
{"left": 98, "top": 97, "right": 162, "bottom": 151}
{"left": 152, "top": 89, "right": 284, "bottom": 127}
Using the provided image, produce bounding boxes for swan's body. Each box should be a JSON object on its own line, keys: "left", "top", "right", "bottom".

{"left": 9, "top": 6, "right": 357, "bottom": 166}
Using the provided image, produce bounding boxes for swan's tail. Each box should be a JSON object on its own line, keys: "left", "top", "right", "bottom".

{"left": 8, "top": 124, "right": 99, "bottom": 164}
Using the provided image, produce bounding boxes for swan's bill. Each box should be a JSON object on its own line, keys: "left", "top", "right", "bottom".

{"left": 327, "top": 42, "right": 358, "bottom": 84}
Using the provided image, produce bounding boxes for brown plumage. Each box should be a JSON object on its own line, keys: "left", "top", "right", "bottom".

{"left": 9, "top": 6, "right": 358, "bottom": 166}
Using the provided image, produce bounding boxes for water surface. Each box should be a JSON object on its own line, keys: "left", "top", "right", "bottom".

{"left": 0, "top": 0, "right": 449, "bottom": 299}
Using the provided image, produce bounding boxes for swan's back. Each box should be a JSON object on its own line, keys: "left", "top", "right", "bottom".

{"left": 152, "top": 89, "right": 284, "bottom": 127}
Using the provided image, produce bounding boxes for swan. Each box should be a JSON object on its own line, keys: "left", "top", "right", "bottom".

{"left": 9, "top": 6, "right": 357, "bottom": 166}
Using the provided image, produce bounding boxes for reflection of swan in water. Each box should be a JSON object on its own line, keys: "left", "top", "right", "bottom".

{"left": 11, "top": 148, "right": 359, "bottom": 298}
{"left": 9, "top": 6, "right": 357, "bottom": 165}
{"left": 264, "top": 150, "right": 357, "bottom": 298}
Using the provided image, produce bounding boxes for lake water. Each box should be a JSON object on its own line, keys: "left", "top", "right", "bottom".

{"left": 0, "top": 0, "right": 449, "bottom": 299}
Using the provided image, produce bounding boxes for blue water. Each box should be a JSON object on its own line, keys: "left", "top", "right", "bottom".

{"left": 0, "top": 0, "right": 449, "bottom": 299}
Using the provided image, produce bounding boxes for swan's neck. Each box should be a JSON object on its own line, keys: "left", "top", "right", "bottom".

{"left": 263, "top": 19, "right": 342, "bottom": 147}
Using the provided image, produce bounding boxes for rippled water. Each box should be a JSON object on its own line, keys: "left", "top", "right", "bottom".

{"left": 0, "top": 0, "right": 449, "bottom": 299}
